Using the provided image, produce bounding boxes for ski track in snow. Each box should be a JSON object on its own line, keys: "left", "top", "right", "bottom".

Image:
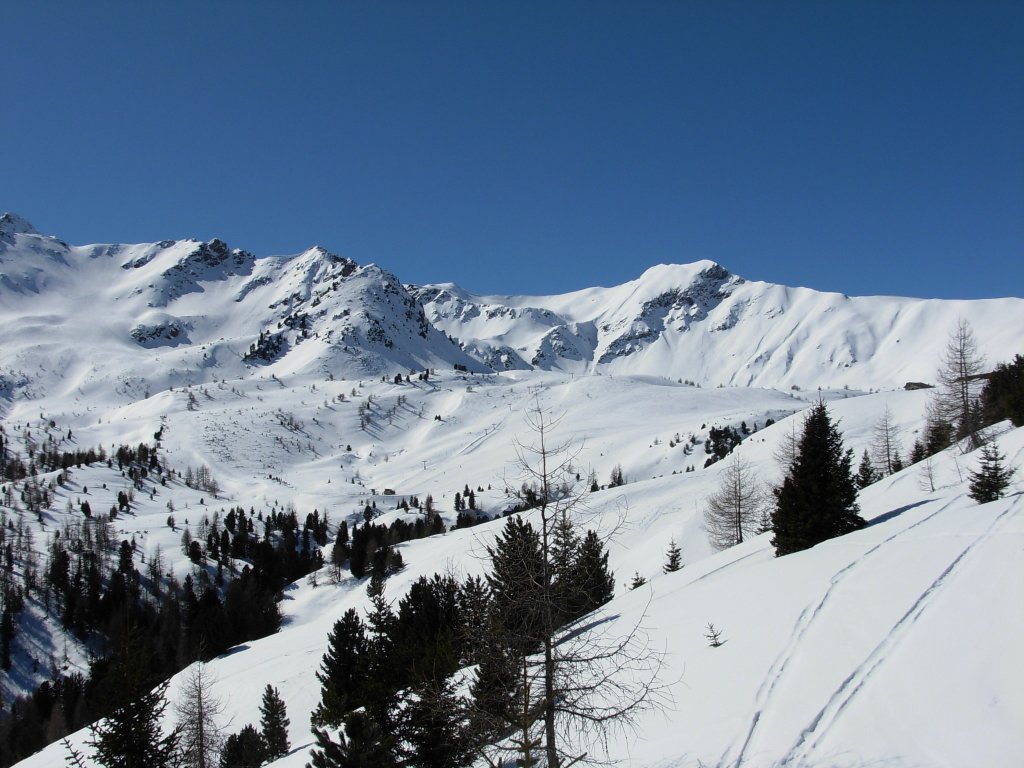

{"left": 780, "top": 493, "right": 1023, "bottom": 767}
{"left": 719, "top": 494, "right": 964, "bottom": 768}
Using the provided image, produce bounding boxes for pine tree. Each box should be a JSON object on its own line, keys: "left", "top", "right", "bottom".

{"left": 571, "top": 529, "right": 615, "bottom": 615}
{"left": 397, "top": 678, "right": 474, "bottom": 768}
{"left": 219, "top": 724, "right": 266, "bottom": 768}
{"left": 259, "top": 684, "right": 290, "bottom": 760}
{"left": 486, "top": 516, "right": 545, "bottom": 655}
{"left": 86, "top": 681, "right": 181, "bottom": 768}
{"left": 968, "top": 442, "right": 1014, "bottom": 503}
{"left": 981, "top": 354, "right": 1024, "bottom": 427}
{"left": 891, "top": 449, "right": 904, "bottom": 474}
{"left": 308, "top": 712, "right": 397, "bottom": 768}
{"left": 82, "top": 628, "right": 181, "bottom": 768}
{"left": 312, "top": 608, "right": 369, "bottom": 728}
{"left": 856, "top": 449, "right": 878, "bottom": 489}
{"left": 771, "top": 402, "right": 865, "bottom": 556}
{"left": 663, "top": 538, "right": 682, "bottom": 573}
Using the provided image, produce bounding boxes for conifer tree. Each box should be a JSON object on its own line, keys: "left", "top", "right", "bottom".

{"left": 704, "top": 452, "right": 766, "bottom": 550}
{"left": 397, "top": 677, "right": 474, "bottom": 768}
{"left": 308, "top": 712, "right": 397, "bottom": 768}
{"left": 981, "top": 354, "right": 1024, "bottom": 427}
{"left": 968, "top": 442, "right": 1014, "bottom": 503}
{"left": 259, "top": 684, "right": 290, "bottom": 760}
{"left": 663, "top": 538, "right": 682, "bottom": 573}
{"left": 312, "top": 608, "right": 369, "bottom": 728}
{"left": 572, "top": 529, "right": 615, "bottom": 615}
{"left": 176, "top": 662, "right": 227, "bottom": 768}
{"left": 474, "top": 403, "right": 665, "bottom": 768}
{"left": 86, "top": 680, "right": 181, "bottom": 768}
{"left": 219, "top": 724, "right": 265, "bottom": 768}
{"left": 80, "top": 628, "right": 181, "bottom": 768}
{"left": 771, "top": 402, "right": 864, "bottom": 556}
{"left": 486, "top": 516, "right": 545, "bottom": 655}
{"left": 856, "top": 449, "right": 878, "bottom": 489}
{"left": 934, "top": 318, "right": 986, "bottom": 449}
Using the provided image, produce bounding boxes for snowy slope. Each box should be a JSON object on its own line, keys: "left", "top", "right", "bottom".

{"left": 0, "top": 216, "right": 484, "bottom": 410}
{"left": 413, "top": 261, "right": 1024, "bottom": 389}
{"left": 2, "top": 213, "right": 1023, "bottom": 767}
{"left": 8, "top": 375, "right": 1024, "bottom": 768}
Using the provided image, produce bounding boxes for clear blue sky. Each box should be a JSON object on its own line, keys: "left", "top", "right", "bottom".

{"left": 3, "top": 1, "right": 1021, "bottom": 298}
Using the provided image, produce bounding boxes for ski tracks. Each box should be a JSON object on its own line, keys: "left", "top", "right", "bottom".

{"left": 779, "top": 494, "right": 1022, "bottom": 767}
{"left": 718, "top": 495, "right": 963, "bottom": 768}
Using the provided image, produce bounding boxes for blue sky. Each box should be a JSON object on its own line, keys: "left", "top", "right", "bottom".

{"left": 2, "top": 1, "right": 1021, "bottom": 298}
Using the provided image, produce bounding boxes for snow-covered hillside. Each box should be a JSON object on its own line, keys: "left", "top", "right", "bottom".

{"left": 3, "top": 213, "right": 1023, "bottom": 405}
{"left": 413, "top": 261, "right": 1024, "bottom": 389}
{"left": 2, "top": 212, "right": 1022, "bottom": 767}
{"left": 0, "top": 214, "right": 485, "bottom": 410}
{"left": 8, "top": 376, "right": 1023, "bottom": 768}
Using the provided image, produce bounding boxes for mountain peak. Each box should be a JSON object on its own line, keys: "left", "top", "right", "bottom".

{"left": 0, "top": 212, "right": 42, "bottom": 237}
{"left": 635, "top": 260, "right": 733, "bottom": 285}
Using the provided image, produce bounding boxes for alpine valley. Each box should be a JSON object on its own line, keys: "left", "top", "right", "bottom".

{"left": 1, "top": 212, "right": 1022, "bottom": 767}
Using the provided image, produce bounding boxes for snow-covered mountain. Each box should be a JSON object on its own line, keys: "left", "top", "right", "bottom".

{"left": 2, "top": 213, "right": 1022, "bottom": 768}
{"left": 413, "top": 261, "right": 1024, "bottom": 389}
{"left": 3, "top": 213, "right": 1023, "bottom": 408}
{"left": 0, "top": 215, "right": 485, "bottom": 410}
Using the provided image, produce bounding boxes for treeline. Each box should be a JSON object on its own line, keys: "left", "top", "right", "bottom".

{"left": 0, "top": 490, "right": 327, "bottom": 767}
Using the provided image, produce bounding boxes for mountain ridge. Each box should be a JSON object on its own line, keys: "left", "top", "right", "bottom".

{"left": 1, "top": 214, "right": 1021, "bottom": 405}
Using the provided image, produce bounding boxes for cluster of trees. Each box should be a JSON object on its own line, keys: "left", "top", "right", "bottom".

{"left": 244, "top": 329, "right": 287, "bottom": 362}
{"left": 63, "top": 643, "right": 291, "bottom": 768}
{"left": 0, "top": 465, "right": 327, "bottom": 767}
{"left": 310, "top": 512, "right": 618, "bottom": 767}
{"left": 703, "top": 424, "right": 745, "bottom": 467}
{"left": 704, "top": 321, "right": 1020, "bottom": 560}
{"left": 310, "top": 405, "right": 659, "bottom": 768}
{"left": 328, "top": 513, "right": 448, "bottom": 581}
{"left": 702, "top": 400, "right": 864, "bottom": 558}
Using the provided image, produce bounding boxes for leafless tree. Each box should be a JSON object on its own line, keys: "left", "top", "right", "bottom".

{"left": 704, "top": 452, "right": 767, "bottom": 550}
{"left": 175, "top": 662, "right": 227, "bottom": 768}
{"left": 477, "top": 401, "right": 668, "bottom": 768}
{"left": 772, "top": 418, "right": 800, "bottom": 477}
{"left": 934, "top": 318, "right": 986, "bottom": 450}
{"left": 917, "top": 455, "right": 937, "bottom": 493}
{"left": 871, "top": 405, "right": 902, "bottom": 476}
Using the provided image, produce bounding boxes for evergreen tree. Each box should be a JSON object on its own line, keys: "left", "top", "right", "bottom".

{"left": 981, "top": 353, "right": 1024, "bottom": 427}
{"left": 86, "top": 680, "right": 180, "bottom": 768}
{"left": 312, "top": 609, "right": 369, "bottom": 728}
{"left": 219, "top": 724, "right": 266, "bottom": 768}
{"left": 891, "top": 449, "right": 904, "bottom": 474}
{"left": 968, "top": 442, "right": 1014, "bottom": 503}
{"left": 259, "top": 684, "right": 290, "bottom": 760}
{"left": 856, "top": 449, "right": 878, "bottom": 489}
{"left": 308, "top": 712, "right": 397, "bottom": 768}
{"left": 486, "top": 516, "right": 545, "bottom": 654}
{"left": 468, "top": 637, "right": 521, "bottom": 742}
{"left": 571, "top": 529, "right": 615, "bottom": 616}
{"left": 909, "top": 439, "right": 926, "bottom": 465}
{"left": 397, "top": 678, "right": 474, "bottom": 768}
{"left": 663, "top": 538, "right": 682, "bottom": 573}
{"left": 771, "top": 402, "right": 865, "bottom": 556}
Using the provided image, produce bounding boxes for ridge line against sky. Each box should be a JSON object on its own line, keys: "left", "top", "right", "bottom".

{"left": 2, "top": 1, "right": 1021, "bottom": 300}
